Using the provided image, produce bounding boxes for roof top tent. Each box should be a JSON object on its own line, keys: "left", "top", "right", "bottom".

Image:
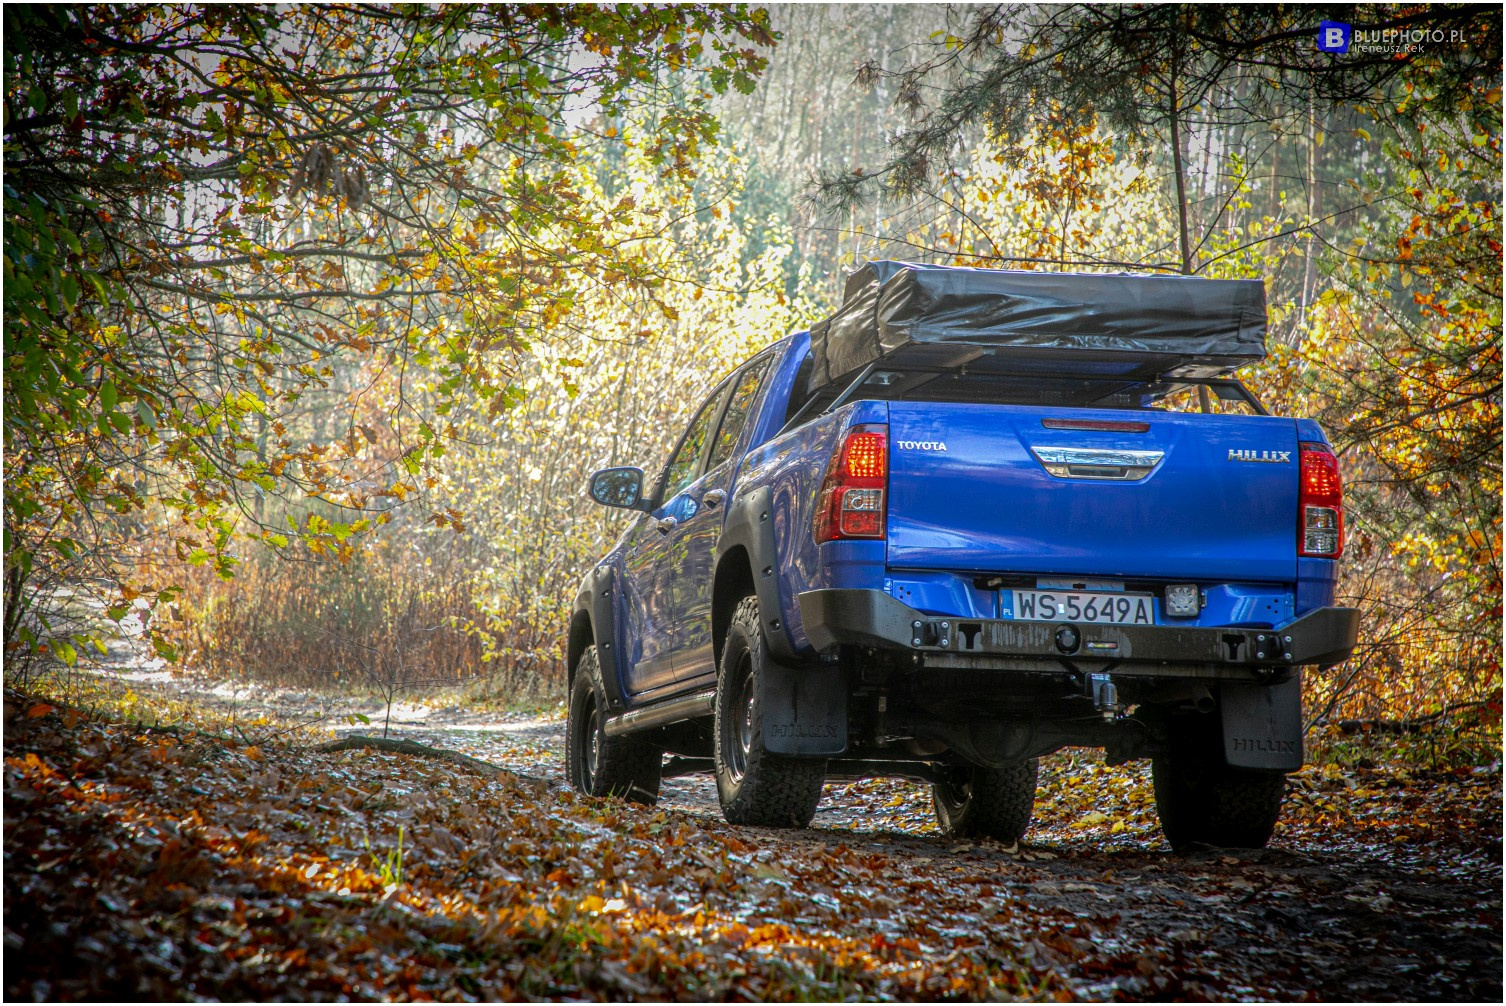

{"left": 792, "top": 261, "right": 1270, "bottom": 422}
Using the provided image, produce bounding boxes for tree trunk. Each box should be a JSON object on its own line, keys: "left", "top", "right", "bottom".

{"left": 1168, "top": 73, "right": 1193, "bottom": 275}
{"left": 1300, "top": 94, "right": 1324, "bottom": 328}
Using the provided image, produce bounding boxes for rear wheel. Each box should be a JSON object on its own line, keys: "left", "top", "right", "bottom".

{"left": 931, "top": 759, "right": 1039, "bottom": 844}
{"left": 1152, "top": 714, "right": 1286, "bottom": 851}
{"left": 714, "top": 596, "right": 826, "bottom": 827}
{"left": 566, "top": 647, "right": 661, "bottom": 804}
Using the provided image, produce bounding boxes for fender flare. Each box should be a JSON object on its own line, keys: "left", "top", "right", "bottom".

{"left": 715, "top": 484, "right": 798, "bottom": 663}
{"left": 571, "top": 565, "right": 626, "bottom": 712}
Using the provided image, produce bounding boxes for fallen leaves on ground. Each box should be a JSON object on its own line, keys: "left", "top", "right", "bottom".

{"left": 4, "top": 689, "right": 1500, "bottom": 1001}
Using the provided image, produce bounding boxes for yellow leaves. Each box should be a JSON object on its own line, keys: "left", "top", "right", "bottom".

{"left": 212, "top": 301, "right": 248, "bottom": 324}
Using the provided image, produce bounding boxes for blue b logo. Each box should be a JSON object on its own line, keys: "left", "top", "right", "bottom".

{"left": 1317, "top": 21, "right": 1351, "bottom": 53}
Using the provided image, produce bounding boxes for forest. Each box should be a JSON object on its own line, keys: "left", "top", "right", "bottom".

{"left": 3, "top": 3, "right": 1502, "bottom": 1001}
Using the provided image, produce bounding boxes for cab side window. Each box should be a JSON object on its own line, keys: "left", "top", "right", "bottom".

{"left": 707, "top": 356, "right": 772, "bottom": 471}
{"left": 661, "top": 383, "right": 730, "bottom": 501}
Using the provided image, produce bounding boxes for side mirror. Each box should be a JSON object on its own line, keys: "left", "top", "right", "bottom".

{"left": 588, "top": 467, "right": 649, "bottom": 511}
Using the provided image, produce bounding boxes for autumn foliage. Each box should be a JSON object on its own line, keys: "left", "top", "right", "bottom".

{"left": 3, "top": 3, "right": 776, "bottom": 675}
{"left": 826, "top": 9, "right": 1501, "bottom": 727}
{"left": 3, "top": 6, "right": 1500, "bottom": 733}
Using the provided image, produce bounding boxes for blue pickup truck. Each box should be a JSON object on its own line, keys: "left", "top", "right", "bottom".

{"left": 567, "top": 262, "right": 1359, "bottom": 851}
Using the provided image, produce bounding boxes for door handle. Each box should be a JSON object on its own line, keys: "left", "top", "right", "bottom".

{"left": 701, "top": 489, "right": 725, "bottom": 509}
{"left": 655, "top": 516, "right": 678, "bottom": 535}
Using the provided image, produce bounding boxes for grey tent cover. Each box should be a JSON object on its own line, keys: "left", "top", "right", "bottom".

{"left": 808, "top": 261, "right": 1268, "bottom": 390}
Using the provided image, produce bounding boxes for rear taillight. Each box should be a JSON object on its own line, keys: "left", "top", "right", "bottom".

{"left": 814, "top": 425, "right": 888, "bottom": 542}
{"left": 1299, "top": 442, "right": 1344, "bottom": 557}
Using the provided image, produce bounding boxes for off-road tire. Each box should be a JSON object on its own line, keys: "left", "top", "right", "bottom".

{"left": 1152, "top": 713, "right": 1286, "bottom": 851}
{"left": 931, "top": 759, "right": 1039, "bottom": 844}
{"left": 713, "top": 596, "right": 826, "bottom": 827}
{"left": 566, "top": 647, "right": 661, "bottom": 804}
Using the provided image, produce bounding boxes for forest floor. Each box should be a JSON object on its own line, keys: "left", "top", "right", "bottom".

{"left": 4, "top": 660, "right": 1502, "bottom": 1002}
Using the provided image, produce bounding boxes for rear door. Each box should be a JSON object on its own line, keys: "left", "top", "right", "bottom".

{"left": 885, "top": 403, "right": 1300, "bottom": 583}
{"left": 670, "top": 352, "right": 775, "bottom": 685}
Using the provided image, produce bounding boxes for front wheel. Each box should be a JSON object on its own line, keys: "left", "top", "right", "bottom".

{"left": 566, "top": 646, "right": 661, "bottom": 804}
{"left": 932, "top": 759, "right": 1039, "bottom": 844}
{"left": 713, "top": 596, "right": 826, "bottom": 827}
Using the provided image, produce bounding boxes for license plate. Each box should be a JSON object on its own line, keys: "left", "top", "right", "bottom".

{"left": 1012, "top": 589, "right": 1154, "bottom": 625}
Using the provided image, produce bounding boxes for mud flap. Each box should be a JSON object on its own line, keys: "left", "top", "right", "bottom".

{"left": 759, "top": 659, "right": 847, "bottom": 756}
{"left": 1221, "top": 672, "right": 1303, "bottom": 771}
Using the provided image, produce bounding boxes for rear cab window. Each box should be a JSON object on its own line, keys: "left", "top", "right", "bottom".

{"left": 708, "top": 356, "right": 774, "bottom": 471}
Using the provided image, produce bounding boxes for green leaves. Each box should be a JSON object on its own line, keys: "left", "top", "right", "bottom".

{"left": 50, "top": 639, "right": 78, "bottom": 667}
{"left": 2, "top": 2, "right": 777, "bottom": 667}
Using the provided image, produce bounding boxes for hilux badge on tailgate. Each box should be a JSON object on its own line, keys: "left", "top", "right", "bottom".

{"left": 1228, "top": 449, "right": 1292, "bottom": 463}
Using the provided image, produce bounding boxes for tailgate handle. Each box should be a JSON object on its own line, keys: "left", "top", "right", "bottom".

{"left": 1031, "top": 446, "right": 1164, "bottom": 481}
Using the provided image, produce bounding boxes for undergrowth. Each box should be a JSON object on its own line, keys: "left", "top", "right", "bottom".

{"left": 6, "top": 663, "right": 325, "bottom": 746}
{"left": 168, "top": 528, "right": 486, "bottom": 694}
{"left": 1307, "top": 713, "right": 1503, "bottom": 773}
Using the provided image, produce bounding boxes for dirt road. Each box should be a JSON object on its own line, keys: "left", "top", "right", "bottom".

{"left": 26, "top": 666, "right": 1499, "bottom": 1000}
{"left": 384, "top": 711, "right": 1506, "bottom": 1000}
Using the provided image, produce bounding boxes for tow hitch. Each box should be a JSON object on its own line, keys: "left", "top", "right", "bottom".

{"left": 1088, "top": 671, "right": 1121, "bottom": 720}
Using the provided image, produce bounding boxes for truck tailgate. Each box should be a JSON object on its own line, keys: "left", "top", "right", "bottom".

{"left": 886, "top": 403, "right": 1300, "bottom": 583}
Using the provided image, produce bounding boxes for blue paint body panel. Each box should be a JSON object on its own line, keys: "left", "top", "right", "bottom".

{"left": 886, "top": 403, "right": 1300, "bottom": 583}
{"left": 579, "top": 329, "right": 1344, "bottom": 707}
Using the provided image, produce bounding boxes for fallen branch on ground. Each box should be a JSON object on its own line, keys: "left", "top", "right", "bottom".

{"left": 1326, "top": 700, "right": 1499, "bottom": 736}
{"left": 319, "top": 734, "right": 552, "bottom": 788}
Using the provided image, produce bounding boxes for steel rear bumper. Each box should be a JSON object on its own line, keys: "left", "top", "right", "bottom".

{"left": 798, "top": 588, "right": 1359, "bottom": 670}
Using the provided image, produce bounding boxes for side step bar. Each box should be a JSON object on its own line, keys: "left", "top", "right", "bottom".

{"left": 603, "top": 689, "right": 715, "bottom": 737}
